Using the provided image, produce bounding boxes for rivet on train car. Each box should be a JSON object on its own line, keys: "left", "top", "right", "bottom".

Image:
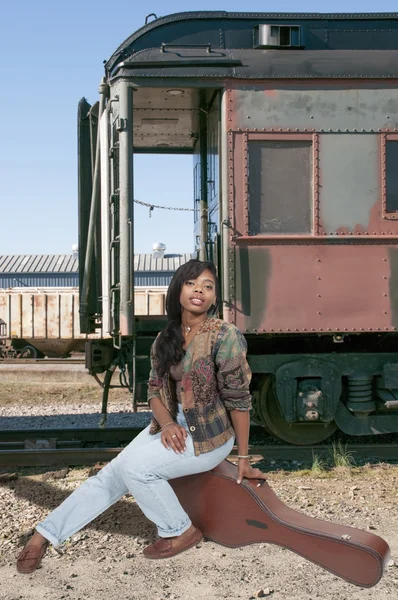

{"left": 383, "top": 276, "right": 387, "bottom": 279}
{"left": 385, "top": 327, "right": 389, "bottom": 330}
{"left": 310, "top": 115, "right": 314, "bottom": 119}
{"left": 360, "top": 328, "right": 364, "bottom": 331}
{"left": 317, "top": 311, "right": 321, "bottom": 315}
{"left": 368, "top": 328, "right": 373, "bottom": 331}
{"left": 317, "top": 258, "right": 321, "bottom": 262}
{"left": 270, "top": 329, "right": 274, "bottom": 332}
{"left": 352, "top": 328, "right": 356, "bottom": 331}
{"left": 384, "top": 293, "right": 388, "bottom": 297}
{"left": 317, "top": 277, "right": 321, "bottom": 280}
{"left": 317, "top": 294, "right": 321, "bottom": 297}
{"left": 344, "top": 328, "right": 348, "bottom": 331}
{"left": 384, "top": 311, "right": 388, "bottom": 314}
{"left": 386, "top": 115, "right": 390, "bottom": 119}
{"left": 383, "top": 258, "right": 387, "bottom": 261}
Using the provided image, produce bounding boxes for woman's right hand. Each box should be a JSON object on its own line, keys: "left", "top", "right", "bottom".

{"left": 161, "top": 423, "right": 188, "bottom": 453}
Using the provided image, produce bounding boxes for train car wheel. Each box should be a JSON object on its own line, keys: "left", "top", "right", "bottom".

{"left": 19, "top": 345, "right": 38, "bottom": 359}
{"left": 259, "top": 376, "right": 337, "bottom": 445}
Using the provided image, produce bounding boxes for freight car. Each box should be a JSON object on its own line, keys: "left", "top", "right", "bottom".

{"left": 79, "top": 11, "right": 398, "bottom": 444}
{"left": 0, "top": 287, "right": 167, "bottom": 358}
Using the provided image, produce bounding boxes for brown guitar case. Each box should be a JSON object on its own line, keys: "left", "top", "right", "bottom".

{"left": 170, "top": 459, "right": 390, "bottom": 588}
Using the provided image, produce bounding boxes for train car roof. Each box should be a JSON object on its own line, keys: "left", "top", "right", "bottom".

{"left": 106, "top": 11, "right": 398, "bottom": 79}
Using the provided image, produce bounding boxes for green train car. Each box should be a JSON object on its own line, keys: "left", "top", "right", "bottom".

{"left": 79, "top": 11, "right": 398, "bottom": 444}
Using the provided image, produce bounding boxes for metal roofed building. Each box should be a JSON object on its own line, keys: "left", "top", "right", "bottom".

{"left": 0, "top": 252, "right": 192, "bottom": 288}
{"left": 134, "top": 253, "right": 193, "bottom": 286}
{"left": 0, "top": 255, "right": 79, "bottom": 288}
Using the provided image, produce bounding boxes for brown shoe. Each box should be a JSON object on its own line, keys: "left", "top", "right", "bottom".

{"left": 143, "top": 527, "right": 202, "bottom": 560}
{"left": 16, "top": 541, "right": 48, "bottom": 574}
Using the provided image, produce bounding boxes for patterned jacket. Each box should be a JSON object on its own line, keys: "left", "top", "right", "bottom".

{"left": 147, "top": 317, "right": 252, "bottom": 456}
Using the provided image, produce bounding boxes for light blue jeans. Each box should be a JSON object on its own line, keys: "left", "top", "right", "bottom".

{"left": 36, "top": 405, "right": 235, "bottom": 547}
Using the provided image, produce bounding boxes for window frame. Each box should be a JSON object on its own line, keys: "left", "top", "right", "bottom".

{"left": 230, "top": 132, "right": 319, "bottom": 238}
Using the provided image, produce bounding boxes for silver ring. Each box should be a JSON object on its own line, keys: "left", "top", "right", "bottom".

{"left": 171, "top": 434, "right": 177, "bottom": 438}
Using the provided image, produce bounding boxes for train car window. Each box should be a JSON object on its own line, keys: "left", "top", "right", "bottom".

{"left": 248, "top": 140, "right": 312, "bottom": 235}
{"left": 386, "top": 141, "right": 398, "bottom": 213}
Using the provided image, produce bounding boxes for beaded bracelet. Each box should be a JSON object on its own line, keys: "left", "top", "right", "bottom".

{"left": 160, "top": 421, "right": 175, "bottom": 431}
{"left": 237, "top": 455, "right": 252, "bottom": 460}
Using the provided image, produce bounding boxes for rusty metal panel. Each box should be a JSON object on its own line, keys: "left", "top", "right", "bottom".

{"left": 234, "top": 243, "right": 397, "bottom": 333}
{"left": 73, "top": 293, "right": 81, "bottom": 340}
{"left": 248, "top": 139, "right": 313, "bottom": 234}
{"left": 33, "top": 295, "right": 46, "bottom": 338}
{"left": 232, "top": 87, "right": 398, "bottom": 131}
{"left": 21, "top": 295, "right": 33, "bottom": 339}
{"left": 8, "top": 294, "right": 21, "bottom": 338}
{"left": 319, "top": 135, "right": 379, "bottom": 234}
{"left": 46, "top": 294, "right": 60, "bottom": 339}
{"left": 148, "top": 292, "right": 166, "bottom": 315}
{"left": 134, "top": 289, "right": 167, "bottom": 315}
{"left": 60, "top": 294, "right": 74, "bottom": 339}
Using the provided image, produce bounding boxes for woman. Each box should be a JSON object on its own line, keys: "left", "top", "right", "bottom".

{"left": 16, "top": 259, "right": 266, "bottom": 573}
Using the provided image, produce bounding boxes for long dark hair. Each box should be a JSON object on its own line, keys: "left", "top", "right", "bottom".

{"left": 154, "top": 259, "right": 219, "bottom": 376}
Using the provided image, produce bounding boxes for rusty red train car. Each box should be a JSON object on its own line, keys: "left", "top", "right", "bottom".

{"left": 79, "top": 11, "right": 398, "bottom": 444}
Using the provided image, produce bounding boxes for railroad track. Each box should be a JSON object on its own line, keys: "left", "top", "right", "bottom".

{"left": 1, "top": 426, "right": 398, "bottom": 467}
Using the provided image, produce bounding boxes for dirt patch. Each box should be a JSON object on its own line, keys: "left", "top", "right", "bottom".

{"left": 0, "top": 464, "right": 397, "bottom": 600}
{"left": 0, "top": 384, "right": 131, "bottom": 407}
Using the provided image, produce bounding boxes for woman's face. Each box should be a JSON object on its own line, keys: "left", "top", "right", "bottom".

{"left": 180, "top": 268, "right": 217, "bottom": 316}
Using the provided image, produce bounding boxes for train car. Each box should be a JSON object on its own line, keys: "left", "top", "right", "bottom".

{"left": 0, "top": 287, "right": 167, "bottom": 358}
{"left": 79, "top": 11, "right": 398, "bottom": 444}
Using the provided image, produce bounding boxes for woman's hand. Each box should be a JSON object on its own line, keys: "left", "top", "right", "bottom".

{"left": 161, "top": 423, "right": 188, "bottom": 453}
{"left": 237, "top": 459, "right": 267, "bottom": 485}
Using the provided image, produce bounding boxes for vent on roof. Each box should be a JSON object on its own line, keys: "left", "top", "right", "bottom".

{"left": 152, "top": 242, "right": 166, "bottom": 259}
{"left": 253, "top": 25, "right": 302, "bottom": 49}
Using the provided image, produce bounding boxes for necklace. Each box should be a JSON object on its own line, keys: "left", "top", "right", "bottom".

{"left": 183, "top": 317, "right": 207, "bottom": 335}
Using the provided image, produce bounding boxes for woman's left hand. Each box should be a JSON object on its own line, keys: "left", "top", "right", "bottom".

{"left": 237, "top": 460, "right": 267, "bottom": 485}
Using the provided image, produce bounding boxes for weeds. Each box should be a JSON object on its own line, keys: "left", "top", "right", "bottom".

{"left": 311, "top": 453, "right": 326, "bottom": 474}
{"left": 331, "top": 441, "right": 356, "bottom": 469}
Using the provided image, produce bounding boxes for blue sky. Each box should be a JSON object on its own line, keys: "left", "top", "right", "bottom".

{"left": 1, "top": 1, "right": 397, "bottom": 256}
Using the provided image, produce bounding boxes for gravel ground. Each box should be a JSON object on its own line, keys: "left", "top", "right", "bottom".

{"left": 1, "top": 382, "right": 398, "bottom": 599}
{"left": 0, "top": 384, "right": 152, "bottom": 429}
{"left": 0, "top": 464, "right": 397, "bottom": 600}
